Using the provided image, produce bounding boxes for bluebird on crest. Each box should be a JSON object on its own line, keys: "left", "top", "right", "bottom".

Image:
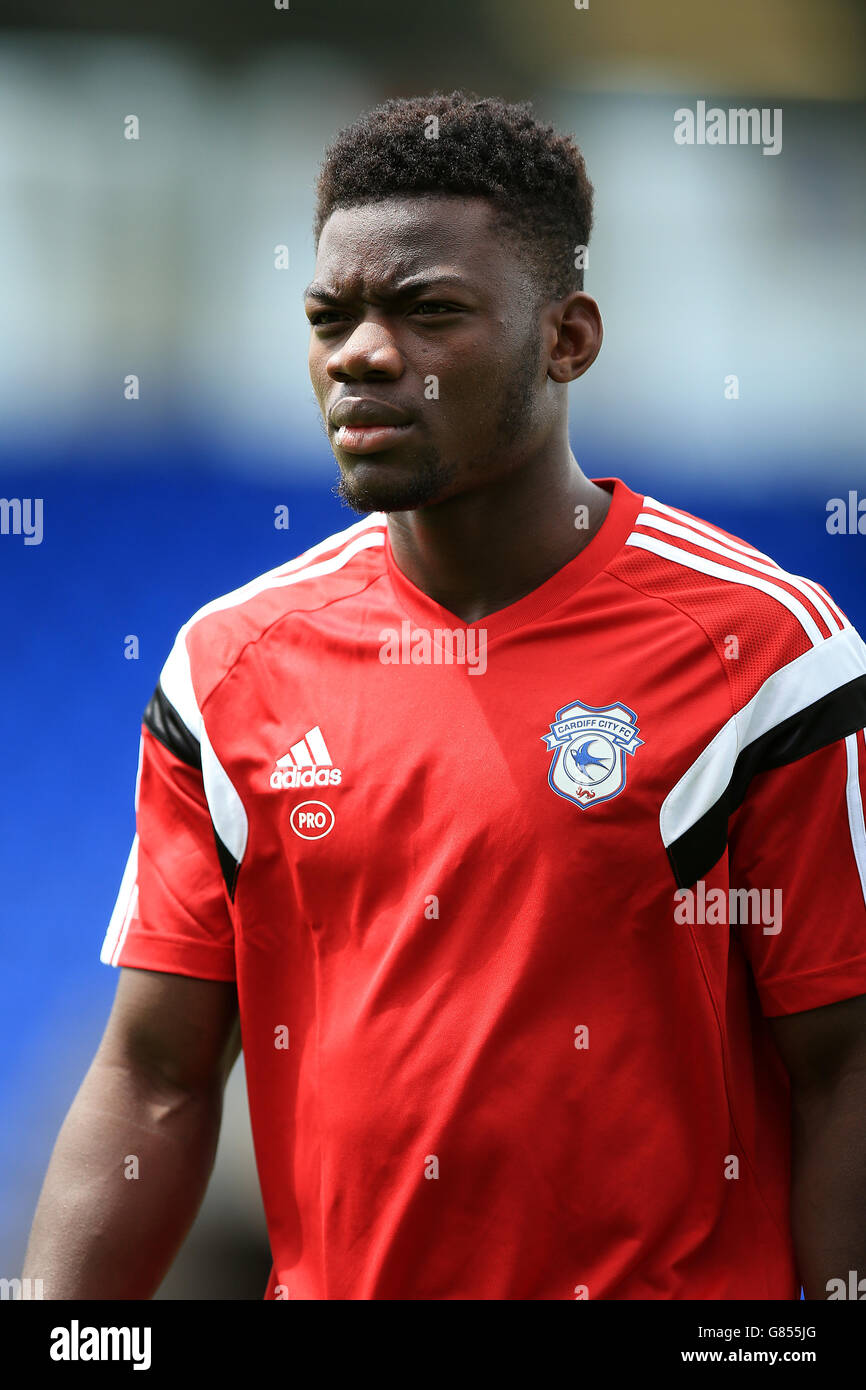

{"left": 541, "top": 699, "right": 644, "bottom": 809}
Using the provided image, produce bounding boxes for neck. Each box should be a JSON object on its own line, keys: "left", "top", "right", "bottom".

{"left": 384, "top": 437, "right": 612, "bottom": 625}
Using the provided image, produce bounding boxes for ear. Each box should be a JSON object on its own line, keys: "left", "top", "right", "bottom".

{"left": 546, "top": 293, "right": 603, "bottom": 383}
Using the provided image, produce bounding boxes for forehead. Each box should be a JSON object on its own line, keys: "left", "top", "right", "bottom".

{"left": 312, "top": 195, "right": 522, "bottom": 293}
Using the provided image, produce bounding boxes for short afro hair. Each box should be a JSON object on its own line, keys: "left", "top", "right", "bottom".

{"left": 314, "top": 90, "right": 594, "bottom": 300}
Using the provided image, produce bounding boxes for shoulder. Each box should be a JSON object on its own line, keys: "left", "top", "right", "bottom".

{"left": 620, "top": 494, "right": 866, "bottom": 886}
{"left": 610, "top": 490, "right": 861, "bottom": 704}
{"left": 160, "top": 512, "right": 387, "bottom": 728}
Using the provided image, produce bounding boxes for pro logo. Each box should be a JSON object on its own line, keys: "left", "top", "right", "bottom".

{"left": 290, "top": 801, "right": 335, "bottom": 839}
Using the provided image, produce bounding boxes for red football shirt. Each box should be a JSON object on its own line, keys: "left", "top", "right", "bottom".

{"left": 101, "top": 476, "right": 866, "bottom": 1299}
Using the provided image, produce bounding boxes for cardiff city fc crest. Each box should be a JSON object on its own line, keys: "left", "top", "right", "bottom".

{"left": 541, "top": 698, "right": 644, "bottom": 809}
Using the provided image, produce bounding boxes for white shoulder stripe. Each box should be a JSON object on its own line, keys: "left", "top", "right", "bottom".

{"left": 155, "top": 525, "right": 383, "bottom": 867}
{"left": 133, "top": 731, "right": 144, "bottom": 812}
{"left": 643, "top": 497, "right": 849, "bottom": 631}
{"left": 276, "top": 512, "right": 385, "bottom": 575}
{"left": 634, "top": 511, "right": 843, "bottom": 636}
{"left": 643, "top": 495, "right": 777, "bottom": 565}
{"left": 844, "top": 735, "right": 866, "bottom": 907}
{"left": 200, "top": 721, "right": 248, "bottom": 866}
{"left": 172, "top": 527, "right": 385, "bottom": 674}
{"left": 626, "top": 532, "right": 825, "bottom": 645}
{"left": 660, "top": 624, "right": 866, "bottom": 848}
{"left": 160, "top": 625, "right": 201, "bottom": 740}
{"left": 103, "top": 520, "right": 383, "bottom": 959}
{"left": 159, "top": 526, "right": 386, "bottom": 740}
{"left": 797, "top": 575, "right": 848, "bottom": 630}
{"left": 157, "top": 628, "right": 251, "bottom": 869}
{"left": 269, "top": 526, "right": 385, "bottom": 591}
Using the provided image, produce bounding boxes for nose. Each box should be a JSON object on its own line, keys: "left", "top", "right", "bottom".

{"left": 326, "top": 319, "right": 403, "bottom": 382}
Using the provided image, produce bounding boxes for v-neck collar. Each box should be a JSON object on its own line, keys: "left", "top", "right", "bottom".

{"left": 383, "top": 476, "right": 643, "bottom": 642}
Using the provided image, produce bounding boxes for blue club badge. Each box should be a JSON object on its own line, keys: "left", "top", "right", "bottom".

{"left": 541, "top": 699, "right": 644, "bottom": 808}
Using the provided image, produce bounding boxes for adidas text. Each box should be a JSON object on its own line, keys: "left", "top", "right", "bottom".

{"left": 270, "top": 766, "right": 342, "bottom": 790}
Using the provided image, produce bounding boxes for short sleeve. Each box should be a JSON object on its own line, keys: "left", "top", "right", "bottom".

{"left": 100, "top": 719, "right": 237, "bottom": 982}
{"left": 728, "top": 729, "right": 866, "bottom": 1016}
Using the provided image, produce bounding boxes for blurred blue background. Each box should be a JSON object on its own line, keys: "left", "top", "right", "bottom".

{"left": 1, "top": 0, "right": 864, "bottom": 1297}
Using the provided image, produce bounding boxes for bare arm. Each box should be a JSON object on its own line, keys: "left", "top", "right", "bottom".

{"left": 770, "top": 992, "right": 866, "bottom": 1300}
{"left": 22, "top": 967, "right": 240, "bottom": 1300}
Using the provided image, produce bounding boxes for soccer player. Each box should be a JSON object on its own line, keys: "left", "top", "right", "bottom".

{"left": 24, "top": 92, "right": 866, "bottom": 1300}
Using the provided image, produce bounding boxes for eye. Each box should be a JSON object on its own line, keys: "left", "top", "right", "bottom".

{"left": 308, "top": 310, "right": 346, "bottom": 327}
{"left": 411, "top": 302, "right": 457, "bottom": 317}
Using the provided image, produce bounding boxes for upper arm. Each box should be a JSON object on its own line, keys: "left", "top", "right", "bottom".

{"left": 727, "top": 734, "right": 866, "bottom": 1018}
{"left": 726, "top": 725, "right": 866, "bottom": 1089}
{"left": 769, "top": 992, "right": 866, "bottom": 1092}
{"left": 96, "top": 966, "right": 241, "bottom": 1096}
{"left": 101, "top": 716, "right": 238, "bottom": 981}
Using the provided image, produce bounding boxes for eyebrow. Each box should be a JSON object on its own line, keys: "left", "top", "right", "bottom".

{"left": 303, "top": 274, "right": 470, "bottom": 303}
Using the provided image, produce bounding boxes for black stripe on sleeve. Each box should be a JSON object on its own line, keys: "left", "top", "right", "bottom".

{"left": 213, "top": 832, "right": 240, "bottom": 902}
{"left": 666, "top": 674, "right": 866, "bottom": 889}
{"left": 143, "top": 682, "right": 202, "bottom": 770}
{"left": 142, "top": 683, "right": 239, "bottom": 900}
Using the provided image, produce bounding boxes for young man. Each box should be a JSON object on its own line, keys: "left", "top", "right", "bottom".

{"left": 25, "top": 92, "right": 866, "bottom": 1300}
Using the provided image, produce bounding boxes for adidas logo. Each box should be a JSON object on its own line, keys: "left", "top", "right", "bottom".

{"left": 269, "top": 726, "right": 343, "bottom": 790}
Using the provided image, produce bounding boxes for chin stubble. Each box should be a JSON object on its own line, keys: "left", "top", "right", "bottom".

{"left": 329, "top": 325, "right": 543, "bottom": 515}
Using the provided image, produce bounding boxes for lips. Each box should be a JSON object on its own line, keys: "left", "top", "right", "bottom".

{"left": 329, "top": 398, "right": 415, "bottom": 455}
{"left": 330, "top": 398, "right": 414, "bottom": 429}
